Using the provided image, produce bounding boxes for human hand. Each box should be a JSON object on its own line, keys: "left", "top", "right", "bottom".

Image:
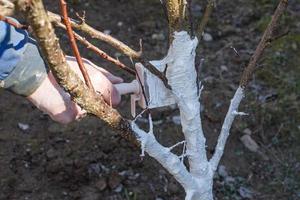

{"left": 27, "top": 56, "right": 123, "bottom": 124}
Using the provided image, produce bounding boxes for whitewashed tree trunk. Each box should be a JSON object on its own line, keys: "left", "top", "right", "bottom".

{"left": 12, "top": 0, "right": 286, "bottom": 199}
{"left": 131, "top": 31, "right": 247, "bottom": 200}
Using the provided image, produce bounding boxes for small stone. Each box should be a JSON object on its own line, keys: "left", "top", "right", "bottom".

{"left": 292, "top": 43, "right": 298, "bottom": 50}
{"left": 113, "top": 184, "right": 123, "bottom": 193}
{"left": 240, "top": 135, "right": 259, "bottom": 152}
{"left": 128, "top": 173, "right": 140, "bottom": 180}
{"left": 238, "top": 186, "right": 253, "bottom": 199}
{"left": 18, "top": 123, "right": 29, "bottom": 131}
{"left": 47, "top": 123, "right": 67, "bottom": 133}
{"left": 225, "top": 176, "right": 236, "bottom": 184}
{"left": 114, "top": 52, "right": 122, "bottom": 58}
{"left": 81, "top": 187, "right": 100, "bottom": 200}
{"left": 95, "top": 177, "right": 107, "bottom": 191}
{"left": 220, "top": 65, "right": 228, "bottom": 72}
{"left": 191, "top": 4, "right": 202, "bottom": 17}
{"left": 168, "top": 181, "right": 180, "bottom": 194}
{"left": 88, "top": 163, "right": 102, "bottom": 176}
{"left": 172, "top": 115, "right": 181, "bottom": 125}
{"left": 117, "top": 21, "right": 123, "bottom": 27}
{"left": 108, "top": 172, "right": 122, "bottom": 189}
{"left": 242, "top": 128, "right": 252, "bottom": 135}
{"left": 203, "top": 76, "right": 214, "bottom": 84}
{"left": 203, "top": 33, "right": 213, "bottom": 42}
{"left": 151, "top": 33, "right": 165, "bottom": 41}
{"left": 46, "top": 148, "right": 57, "bottom": 159}
{"left": 218, "top": 165, "right": 228, "bottom": 178}
{"left": 104, "top": 29, "right": 111, "bottom": 35}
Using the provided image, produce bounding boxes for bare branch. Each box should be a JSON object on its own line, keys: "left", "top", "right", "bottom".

{"left": 59, "top": 0, "right": 94, "bottom": 90}
{"left": 196, "top": 0, "right": 214, "bottom": 39}
{"left": 239, "top": 0, "right": 289, "bottom": 87}
{"left": 139, "top": 58, "right": 171, "bottom": 90}
{"left": 210, "top": 0, "right": 288, "bottom": 170}
{"left": 53, "top": 20, "right": 136, "bottom": 76}
{"left": 15, "top": 0, "right": 139, "bottom": 146}
{"left": 48, "top": 11, "right": 170, "bottom": 89}
{"left": 165, "top": 0, "right": 186, "bottom": 37}
{"left": 47, "top": 11, "right": 142, "bottom": 59}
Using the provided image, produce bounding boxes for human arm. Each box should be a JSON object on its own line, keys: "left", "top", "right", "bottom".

{"left": 0, "top": 19, "right": 122, "bottom": 124}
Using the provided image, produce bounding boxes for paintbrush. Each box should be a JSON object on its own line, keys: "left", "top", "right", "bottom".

{"left": 114, "top": 62, "right": 176, "bottom": 117}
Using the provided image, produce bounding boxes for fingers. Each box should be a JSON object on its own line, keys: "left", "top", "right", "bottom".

{"left": 66, "top": 57, "right": 122, "bottom": 107}
{"left": 92, "top": 73, "right": 121, "bottom": 107}
{"left": 27, "top": 72, "right": 85, "bottom": 124}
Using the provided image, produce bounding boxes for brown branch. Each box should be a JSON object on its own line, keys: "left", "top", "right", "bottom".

{"left": 186, "top": 0, "right": 195, "bottom": 38}
{"left": 15, "top": 0, "right": 139, "bottom": 146}
{"left": 59, "top": 0, "right": 94, "bottom": 90}
{"left": 47, "top": 11, "right": 142, "bottom": 59}
{"left": 138, "top": 58, "right": 172, "bottom": 90}
{"left": 48, "top": 11, "right": 170, "bottom": 90}
{"left": 0, "top": 14, "right": 28, "bottom": 29}
{"left": 165, "top": 0, "right": 186, "bottom": 39}
{"left": 239, "top": 0, "right": 288, "bottom": 87}
{"left": 53, "top": 20, "right": 136, "bottom": 76}
{"left": 196, "top": 0, "right": 214, "bottom": 39}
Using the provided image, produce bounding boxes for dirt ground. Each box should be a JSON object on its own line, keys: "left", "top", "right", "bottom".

{"left": 0, "top": 0, "right": 299, "bottom": 199}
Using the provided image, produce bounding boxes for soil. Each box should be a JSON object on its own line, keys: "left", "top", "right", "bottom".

{"left": 0, "top": 0, "right": 299, "bottom": 200}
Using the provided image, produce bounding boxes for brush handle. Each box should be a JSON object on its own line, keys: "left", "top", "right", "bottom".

{"left": 114, "top": 80, "right": 140, "bottom": 95}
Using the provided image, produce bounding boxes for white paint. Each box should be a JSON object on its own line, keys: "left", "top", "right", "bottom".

{"left": 210, "top": 86, "right": 245, "bottom": 171}
{"left": 161, "top": 31, "right": 208, "bottom": 177}
{"left": 145, "top": 60, "right": 176, "bottom": 109}
{"left": 130, "top": 31, "right": 247, "bottom": 200}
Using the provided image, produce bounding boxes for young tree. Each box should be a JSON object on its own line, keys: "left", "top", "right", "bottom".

{"left": 1, "top": 0, "right": 288, "bottom": 199}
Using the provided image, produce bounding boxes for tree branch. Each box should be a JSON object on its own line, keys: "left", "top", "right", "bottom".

{"left": 165, "top": 0, "right": 187, "bottom": 39}
{"left": 196, "top": 0, "right": 214, "bottom": 39}
{"left": 131, "top": 120, "right": 198, "bottom": 192}
{"left": 48, "top": 11, "right": 170, "bottom": 89}
{"left": 53, "top": 20, "right": 136, "bottom": 76}
{"left": 210, "top": 0, "right": 288, "bottom": 170}
{"left": 47, "top": 11, "right": 142, "bottom": 59}
{"left": 59, "top": 0, "right": 94, "bottom": 90}
{"left": 239, "top": 0, "right": 289, "bottom": 87}
{"left": 15, "top": 0, "right": 139, "bottom": 146}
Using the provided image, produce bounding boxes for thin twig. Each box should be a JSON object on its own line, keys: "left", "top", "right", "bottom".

{"left": 196, "top": 0, "right": 214, "bottom": 39}
{"left": 239, "top": 0, "right": 289, "bottom": 87}
{"left": 0, "top": 14, "right": 28, "bottom": 29}
{"left": 48, "top": 11, "right": 170, "bottom": 88}
{"left": 210, "top": 0, "right": 289, "bottom": 171}
{"left": 59, "top": 0, "right": 94, "bottom": 90}
{"left": 53, "top": 20, "right": 136, "bottom": 76}
{"left": 47, "top": 11, "right": 142, "bottom": 59}
{"left": 186, "top": 0, "right": 195, "bottom": 38}
{"left": 139, "top": 58, "right": 171, "bottom": 90}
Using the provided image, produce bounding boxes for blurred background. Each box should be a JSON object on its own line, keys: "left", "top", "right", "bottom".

{"left": 0, "top": 0, "right": 299, "bottom": 199}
